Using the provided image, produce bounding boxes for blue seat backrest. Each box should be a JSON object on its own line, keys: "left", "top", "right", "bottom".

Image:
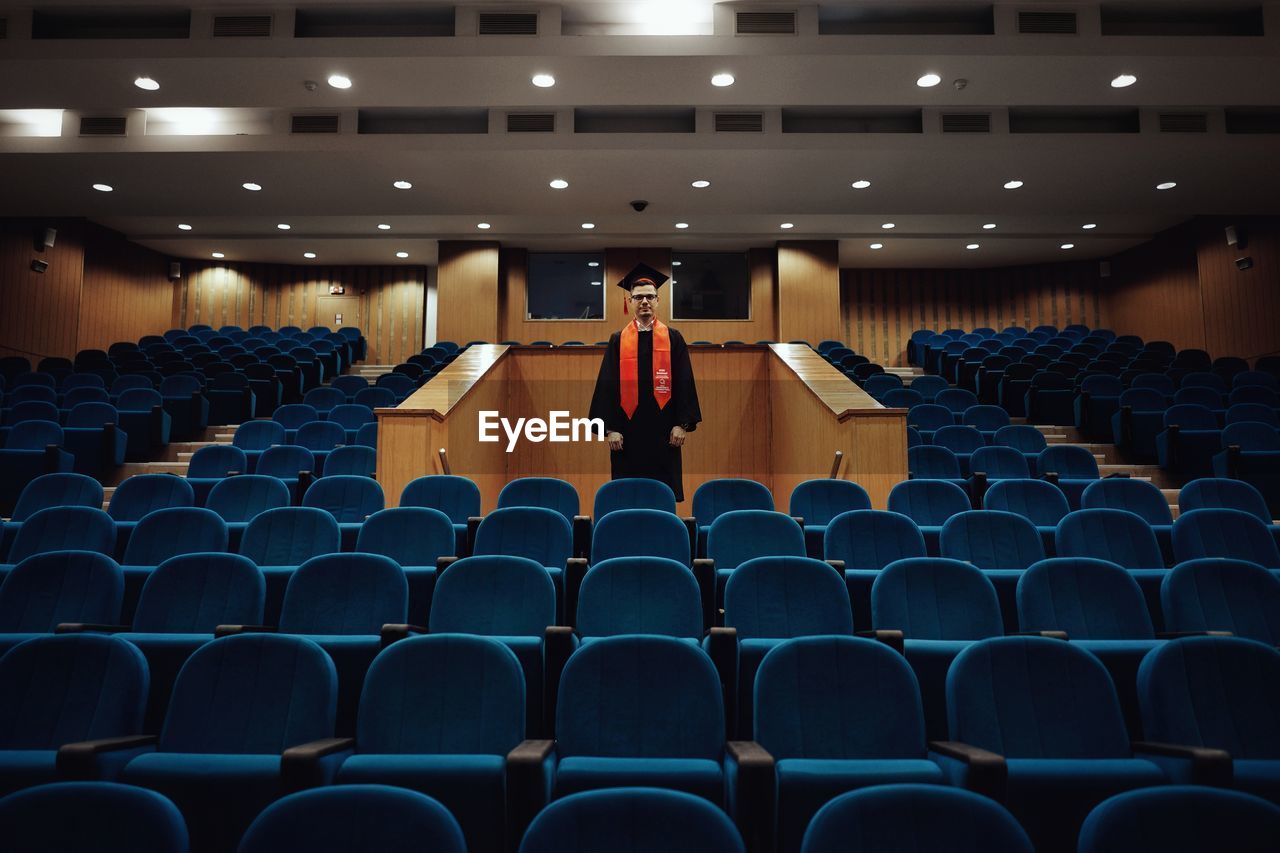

{"left": 429, "top": 555, "right": 556, "bottom": 636}
{"left": 825, "top": 510, "right": 927, "bottom": 569}
{"left": 970, "top": 446, "right": 1030, "bottom": 478}
{"left": 887, "top": 480, "right": 971, "bottom": 526}
{"left": 206, "top": 475, "right": 292, "bottom": 524}
{"left": 940, "top": 510, "right": 1045, "bottom": 570}
{"left": 133, "top": 553, "right": 265, "bottom": 632}
{"left": 1056, "top": 508, "right": 1163, "bottom": 569}
{"left": 279, "top": 553, "right": 407, "bottom": 634}
{"left": 1171, "top": 508, "right": 1280, "bottom": 568}
{"left": 1081, "top": 478, "right": 1173, "bottom": 525}
{"left": 1161, "top": 558, "right": 1280, "bottom": 644}
{"left": 983, "top": 480, "right": 1070, "bottom": 527}
{"left": 11, "top": 473, "right": 103, "bottom": 521}
{"left": 908, "top": 445, "right": 962, "bottom": 479}
{"left": 723, "top": 556, "right": 852, "bottom": 638}
{"left": 591, "top": 509, "right": 690, "bottom": 565}
{"left": 519, "top": 789, "right": 744, "bottom": 853}
{"left": 692, "top": 478, "right": 774, "bottom": 526}
{"left": 872, "top": 557, "right": 1003, "bottom": 639}
{"left": 788, "top": 479, "right": 872, "bottom": 525}
{"left": 578, "top": 557, "right": 703, "bottom": 638}
{"left": 1038, "top": 445, "right": 1100, "bottom": 478}
{"left": 400, "top": 475, "right": 482, "bottom": 524}
{"left": 1179, "top": 478, "right": 1270, "bottom": 523}
{"left": 122, "top": 507, "right": 229, "bottom": 566}
{"left": 593, "top": 478, "right": 678, "bottom": 517}
{"left": 1017, "top": 557, "right": 1154, "bottom": 639}
{"left": 497, "top": 477, "right": 580, "bottom": 523}
{"left": 708, "top": 510, "right": 806, "bottom": 569}
{"left": 7, "top": 507, "right": 117, "bottom": 563}
{"left": 240, "top": 507, "right": 340, "bottom": 566}
{"left": 302, "top": 475, "right": 385, "bottom": 522}
{"left": 0, "top": 550, "right": 124, "bottom": 632}
{"left": 108, "top": 474, "right": 195, "bottom": 521}
{"left": 473, "top": 506, "right": 572, "bottom": 568}
{"left": 357, "top": 507, "right": 455, "bottom": 566}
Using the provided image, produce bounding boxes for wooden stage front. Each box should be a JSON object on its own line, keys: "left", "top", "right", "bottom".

{"left": 376, "top": 344, "right": 908, "bottom": 512}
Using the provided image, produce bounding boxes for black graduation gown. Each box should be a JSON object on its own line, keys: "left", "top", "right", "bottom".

{"left": 588, "top": 327, "right": 702, "bottom": 501}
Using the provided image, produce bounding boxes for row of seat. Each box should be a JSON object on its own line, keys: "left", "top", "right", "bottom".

{"left": 3, "top": 627, "right": 1278, "bottom": 852}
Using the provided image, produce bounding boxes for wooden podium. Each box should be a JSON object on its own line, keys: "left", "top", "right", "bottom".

{"left": 376, "top": 344, "right": 908, "bottom": 512}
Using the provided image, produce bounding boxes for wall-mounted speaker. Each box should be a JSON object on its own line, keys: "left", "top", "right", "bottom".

{"left": 1226, "top": 225, "right": 1248, "bottom": 249}
{"left": 42, "top": 228, "right": 57, "bottom": 249}
{"left": 1099, "top": 260, "right": 1111, "bottom": 278}
{"left": 168, "top": 261, "right": 182, "bottom": 281}
{"left": 30, "top": 259, "right": 49, "bottom": 274}
{"left": 1235, "top": 256, "right": 1253, "bottom": 271}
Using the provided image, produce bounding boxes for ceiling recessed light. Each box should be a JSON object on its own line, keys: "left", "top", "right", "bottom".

{"left": 1082, "top": 223, "right": 1097, "bottom": 230}
{"left": 1110, "top": 74, "right": 1137, "bottom": 89}
{"left": 982, "top": 223, "right": 997, "bottom": 230}
{"left": 395, "top": 251, "right": 409, "bottom": 259}
{"left": 672, "top": 261, "right": 682, "bottom": 267}
{"left": 1156, "top": 181, "right": 1177, "bottom": 190}
{"left": 1003, "top": 180, "right": 1024, "bottom": 190}
{"left": 549, "top": 179, "right": 569, "bottom": 189}
{"left": 870, "top": 243, "right": 884, "bottom": 250}
{"left": 92, "top": 183, "right": 113, "bottom": 192}
{"left": 1060, "top": 243, "right": 1075, "bottom": 250}
{"left": 211, "top": 252, "right": 224, "bottom": 259}
{"left": 477, "top": 222, "right": 491, "bottom": 230}
{"left": 242, "top": 181, "right": 262, "bottom": 192}
{"left": 531, "top": 74, "right": 556, "bottom": 88}
{"left": 177, "top": 223, "right": 192, "bottom": 231}
{"left": 590, "top": 280, "right": 602, "bottom": 286}
{"left": 588, "top": 261, "right": 600, "bottom": 267}
{"left": 392, "top": 180, "right": 412, "bottom": 190}
{"left": 327, "top": 74, "right": 352, "bottom": 89}
{"left": 851, "top": 180, "right": 871, "bottom": 189}
{"left": 377, "top": 223, "right": 391, "bottom": 230}
{"left": 133, "top": 76, "right": 159, "bottom": 91}
{"left": 966, "top": 243, "right": 980, "bottom": 250}
{"left": 276, "top": 223, "right": 291, "bottom": 231}
{"left": 780, "top": 223, "right": 794, "bottom": 229}
{"left": 581, "top": 223, "right": 595, "bottom": 230}
{"left": 711, "top": 73, "right": 735, "bottom": 87}
{"left": 691, "top": 180, "right": 710, "bottom": 189}
{"left": 303, "top": 252, "right": 317, "bottom": 259}
{"left": 916, "top": 73, "right": 942, "bottom": 88}
{"left": 881, "top": 223, "right": 896, "bottom": 230}
{"left": 675, "top": 222, "right": 689, "bottom": 229}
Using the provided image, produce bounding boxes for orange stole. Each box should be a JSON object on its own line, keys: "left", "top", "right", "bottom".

{"left": 619, "top": 320, "right": 672, "bottom": 418}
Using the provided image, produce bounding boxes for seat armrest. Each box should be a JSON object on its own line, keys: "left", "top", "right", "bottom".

{"left": 296, "top": 470, "right": 314, "bottom": 502}
{"left": 691, "top": 558, "right": 716, "bottom": 629}
{"left": 790, "top": 516, "right": 805, "bottom": 528}
{"left": 436, "top": 555, "right": 458, "bottom": 573}
{"left": 466, "top": 516, "right": 483, "bottom": 554}
{"left": 57, "top": 735, "right": 158, "bottom": 780}
{"left": 506, "top": 739, "right": 556, "bottom": 849}
{"left": 928, "top": 740, "right": 1007, "bottom": 801}
{"left": 214, "top": 624, "right": 276, "bottom": 638}
{"left": 542, "top": 625, "right": 576, "bottom": 737}
{"left": 572, "top": 515, "right": 592, "bottom": 559}
{"left": 1132, "top": 741, "right": 1233, "bottom": 787}
{"left": 563, "top": 558, "right": 589, "bottom": 628}
{"left": 855, "top": 629, "right": 905, "bottom": 655}
{"left": 281, "top": 737, "right": 356, "bottom": 792}
{"left": 825, "top": 559, "right": 845, "bottom": 571}
{"left": 55, "top": 622, "right": 130, "bottom": 634}
{"left": 1013, "top": 630, "right": 1069, "bottom": 641}
{"left": 380, "top": 623, "right": 428, "bottom": 649}
{"left": 707, "top": 627, "right": 739, "bottom": 739}
{"left": 726, "top": 741, "right": 775, "bottom": 853}
{"left": 682, "top": 516, "right": 698, "bottom": 559}
{"left": 1156, "top": 630, "right": 1233, "bottom": 639}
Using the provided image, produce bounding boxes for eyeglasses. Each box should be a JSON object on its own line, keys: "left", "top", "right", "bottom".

{"left": 630, "top": 294, "right": 657, "bottom": 302}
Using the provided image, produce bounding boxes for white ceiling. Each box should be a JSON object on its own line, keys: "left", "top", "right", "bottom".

{"left": 1, "top": 0, "right": 1278, "bottom": 268}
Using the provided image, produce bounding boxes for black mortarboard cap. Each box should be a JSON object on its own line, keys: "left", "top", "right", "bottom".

{"left": 615, "top": 262, "right": 669, "bottom": 292}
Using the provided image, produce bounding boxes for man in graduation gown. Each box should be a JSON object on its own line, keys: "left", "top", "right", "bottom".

{"left": 588, "top": 264, "right": 702, "bottom": 501}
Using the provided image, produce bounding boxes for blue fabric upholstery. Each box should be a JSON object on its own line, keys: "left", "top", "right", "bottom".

{"left": 940, "top": 510, "right": 1045, "bottom": 570}
{"left": 984, "top": 479, "right": 1070, "bottom": 553}
{"left": 400, "top": 475, "right": 481, "bottom": 555}
{"left": 825, "top": 510, "right": 926, "bottom": 571}
{"left": 579, "top": 557, "right": 701, "bottom": 638}
{"left": 185, "top": 445, "right": 247, "bottom": 505}
{"left": 693, "top": 479, "right": 774, "bottom": 529}
{"left": 873, "top": 558, "right": 1002, "bottom": 640}
{"left": 755, "top": 637, "right": 942, "bottom": 852}
{"left": 205, "top": 475, "right": 291, "bottom": 550}
{"left": 1018, "top": 558, "right": 1153, "bottom": 640}
{"left": 908, "top": 445, "right": 964, "bottom": 481}
{"left": 108, "top": 475, "right": 196, "bottom": 558}
{"left": 11, "top": 473, "right": 102, "bottom": 522}
{"left": 788, "top": 480, "right": 871, "bottom": 557}
{"left": 1156, "top": 404, "right": 1222, "bottom": 478}
{"left": 280, "top": 553, "right": 407, "bottom": 635}
{"left": 590, "top": 508, "right": 690, "bottom": 565}
{"left": 239, "top": 507, "right": 341, "bottom": 623}
{"left": 0, "top": 782, "right": 189, "bottom": 853}
{"left": 520, "top": 788, "right": 744, "bottom": 853}
{"left": 232, "top": 420, "right": 285, "bottom": 473}
{"left": 801, "top": 785, "right": 1033, "bottom": 853}
{"left": 887, "top": 480, "right": 970, "bottom": 556}
{"left": 1056, "top": 509, "right": 1164, "bottom": 569}
{"left": 0, "top": 550, "right": 122, "bottom": 637}
{"left": 498, "top": 477, "right": 580, "bottom": 524}
{"left": 708, "top": 510, "right": 805, "bottom": 575}
{"left": 122, "top": 507, "right": 229, "bottom": 568}
{"left": 970, "top": 446, "right": 1031, "bottom": 480}
{"left": 554, "top": 635, "right": 725, "bottom": 802}
{"left": 356, "top": 507, "right": 455, "bottom": 619}
{"left": 1138, "top": 636, "right": 1280, "bottom": 802}
{"left": 1161, "top": 558, "right": 1280, "bottom": 643}
{"left": 121, "top": 634, "right": 337, "bottom": 853}
{"left": 337, "top": 635, "right": 525, "bottom": 853}
{"left": 1171, "top": 509, "right": 1280, "bottom": 568}
{"left": 322, "top": 445, "right": 376, "bottom": 477}
{"left": 241, "top": 785, "right": 465, "bottom": 853}
{"left": 946, "top": 637, "right": 1164, "bottom": 853}
{"left": 302, "top": 475, "right": 385, "bottom": 548}
{"left": 593, "top": 478, "right": 678, "bottom": 517}
{"left": 1082, "top": 479, "right": 1175, "bottom": 563}
{"left": 1179, "top": 478, "right": 1272, "bottom": 524}
{"left": 473, "top": 507, "right": 572, "bottom": 589}
{"left": 1078, "top": 785, "right": 1280, "bottom": 853}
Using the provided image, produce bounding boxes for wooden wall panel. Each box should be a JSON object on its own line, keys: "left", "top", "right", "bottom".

{"left": 1103, "top": 224, "right": 1205, "bottom": 353}
{"left": 0, "top": 219, "right": 86, "bottom": 362}
{"left": 77, "top": 223, "right": 174, "bottom": 353}
{"left": 437, "top": 241, "right": 499, "bottom": 345}
{"left": 1193, "top": 216, "right": 1280, "bottom": 362}
{"left": 843, "top": 262, "right": 1105, "bottom": 366}
{"left": 181, "top": 262, "right": 425, "bottom": 366}
{"left": 778, "top": 241, "right": 841, "bottom": 343}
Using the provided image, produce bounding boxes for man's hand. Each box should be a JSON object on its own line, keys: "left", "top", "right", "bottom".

{"left": 607, "top": 431, "right": 624, "bottom": 451}
{"left": 669, "top": 425, "right": 687, "bottom": 447}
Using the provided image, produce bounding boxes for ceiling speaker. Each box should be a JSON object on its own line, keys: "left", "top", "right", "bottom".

{"left": 1235, "top": 256, "right": 1253, "bottom": 271}
{"left": 168, "top": 261, "right": 182, "bottom": 280}
{"left": 41, "top": 228, "right": 57, "bottom": 249}
{"left": 1226, "top": 225, "right": 1248, "bottom": 249}
{"left": 30, "top": 259, "right": 49, "bottom": 273}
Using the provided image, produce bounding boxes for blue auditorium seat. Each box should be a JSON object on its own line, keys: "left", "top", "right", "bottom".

{"left": 256, "top": 445, "right": 315, "bottom": 502}
{"left": 273, "top": 403, "right": 319, "bottom": 442}
{"left": 1214, "top": 422, "right": 1280, "bottom": 515}
{"left": 907, "top": 446, "right": 969, "bottom": 497}
{"left": 962, "top": 403, "right": 1011, "bottom": 439}
{"left": 117, "top": 634, "right": 338, "bottom": 853}
{"left": 332, "top": 636, "right": 530, "bottom": 853}
{"left": 498, "top": 478, "right": 583, "bottom": 554}
{"left": 355, "top": 507, "right": 454, "bottom": 619}
{"left": 692, "top": 479, "right": 774, "bottom": 557}
{"left": 1078, "top": 786, "right": 1280, "bottom": 853}
{"left": 887, "top": 479, "right": 970, "bottom": 555}
{"left": 0, "top": 781, "right": 188, "bottom": 852}
{"left": 873, "top": 557, "right": 1003, "bottom": 741}
{"left": 579, "top": 556, "right": 702, "bottom": 641}
{"left": 593, "top": 477, "right": 678, "bottom": 517}
{"left": 473, "top": 507, "right": 575, "bottom": 621}
{"left": 327, "top": 403, "right": 375, "bottom": 444}
{"left": 826, "top": 509, "right": 927, "bottom": 627}
{"left": 908, "top": 375, "right": 947, "bottom": 402}
{"left": 158, "top": 374, "right": 208, "bottom": 440}
{"left": 933, "top": 426, "right": 986, "bottom": 476}
{"left": 1082, "top": 479, "right": 1176, "bottom": 565}
{"left": 62, "top": 401, "right": 127, "bottom": 476}
{"left": 1161, "top": 558, "right": 1280, "bottom": 644}
{"left": 354, "top": 386, "right": 395, "bottom": 410}
{"left": 239, "top": 506, "right": 341, "bottom": 622}
{"left": 940, "top": 636, "right": 1166, "bottom": 853}
{"left": 1056, "top": 508, "right": 1168, "bottom": 626}
{"left": 2, "top": 472, "right": 102, "bottom": 556}
{"left": 520, "top": 788, "right": 744, "bottom": 853}
{"left": 751, "top": 636, "right": 944, "bottom": 852}
{"left": 1156, "top": 404, "right": 1222, "bottom": 478}
{"left": 906, "top": 403, "right": 952, "bottom": 442}
{"left": 1111, "top": 387, "right": 1167, "bottom": 461}
{"left": 0, "top": 420, "right": 76, "bottom": 516}
{"left": 788, "top": 480, "right": 871, "bottom": 558}
{"left": 707, "top": 510, "right": 805, "bottom": 596}
{"left": 115, "top": 388, "right": 171, "bottom": 461}
{"left": 1138, "top": 636, "right": 1280, "bottom": 804}
{"left": 295, "top": 420, "right": 346, "bottom": 476}
{"left": 1076, "top": 374, "right": 1125, "bottom": 441}
{"left": 0, "top": 633, "right": 147, "bottom": 795}
{"left": 802, "top": 785, "right": 1033, "bottom": 853}
{"left": 184, "top": 444, "right": 247, "bottom": 505}
{"left": 320, "top": 444, "right": 376, "bottom": 478}
{"left": 935, "top": 388, "right": 979, "bottom": 418}
{"left": 984, "top": 479, "right": 1070, "bottom": 555}
{"left": 329, "top": 375, "right": 369, "bottom": 400}
{"left": 2, "top": 507, "right": 117, "bottom": 582}
{"left": 204, "top": 475, "right": 291, "bottom": 551}
{"left": 303, "top": 386, "right": 346, "bottom": 416}
{"left": 240, "top": 785, "right": 465, "bottom": 853}
{"left": 206, "top": 373, "right": 255, "bottom": 425}
{"left": 231, "top": 420, "right": 285, "bottom": 474}
{"left": 107, "top": 474, "right": 195, "bottom": 559}
{"left": 1171, "top": 508, "right": 1280, "bottom": 569}
{"left": 940, "top": 510, "right": 1046, "bottom": 630}
{"left": 1037, "top": 445, "right": 1100, "bottom": 508}
{"left": 302, "top": 475, "right": 384, "bottom": 550}
{"left": 401, "top": 475, "right": 482, "bottom": 557}
{"left": 119, "top": 507, "right": 229, "bottom": 619}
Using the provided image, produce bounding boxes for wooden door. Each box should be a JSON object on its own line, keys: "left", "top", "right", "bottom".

{"left": 315, "top": 295, "right": 361, "bottom": 331}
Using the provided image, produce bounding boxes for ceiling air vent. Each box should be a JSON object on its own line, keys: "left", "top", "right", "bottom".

{"left": 32, "top": 9, "right": 190, "bottom": 38}
{"left": 1158, "top": 112, "right": 1208, "bottom": 133}
{"left": 941, "top": 113, "right": 991, "bottom": 133}
{"left": 1018, "top": 11, "right": 1077, "bottom": 34}
{"left": 736, "top": 11, "right": 797, "bottom": 34}
{"left": 292, "top": 114, "right": 340, "bottom": 134}
{"left": 1225, "top": 108, "right": 1280, "bottom": 134}
{"left": 0, "top": 18, "right": 7, "bottom": 39}
{"left": 507, "top": 113, "right": 555, "bottom": 132}
{"left": 715, "top": 112, "right": 765, "bottom": 132}
{"left": 213, "top": 15, "right": 272, "bottom": 37}
{"left": 478, "top": 12, "right": 537, "bottom": 35}
{"left": 79, "top": 116, "right": 127, "bottom": 136}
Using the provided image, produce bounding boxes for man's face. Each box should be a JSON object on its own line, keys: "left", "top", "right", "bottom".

{"left": 630, "top": 284, "right": 658, "bottom": 321}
